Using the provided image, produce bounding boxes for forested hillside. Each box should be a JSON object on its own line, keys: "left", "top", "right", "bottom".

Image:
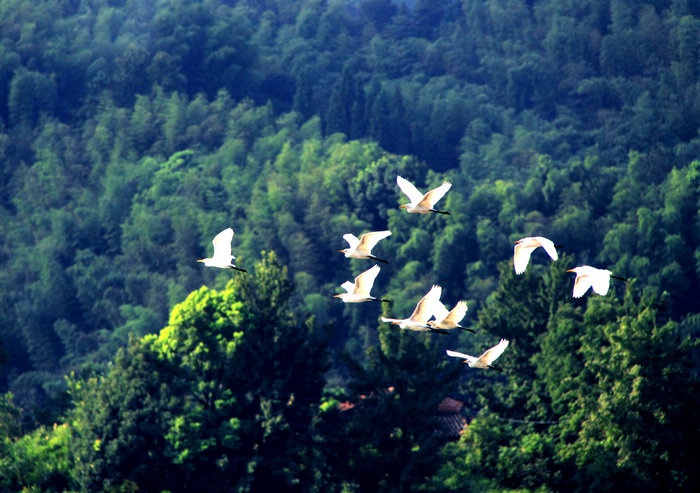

{"left": 0, "top": 0, "right": 698, "bottom": 491}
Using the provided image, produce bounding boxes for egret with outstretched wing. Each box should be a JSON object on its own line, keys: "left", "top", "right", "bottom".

{"left": 397, "top": 175, "right": 451, "bottom": 214}
{"left": 339, "top": 230, "right": 391, "bottom": 263}
{"left": 567, "top": 266, "right": 627, "bottom": 298}
{"left": 513, "top": 236, "right": 559, "bottom": 274}
{"left": 334, "top": 265, "right": 389, "bottom": 303}
{"left": 427, "top": 300, "right": 475, "bottom": 333}
{"left": 381, "top": 285, "right": 448, "bottom": 334}
{"left": 446, "top": 339, "right": 509, "bottom": 372}
{"left": 197, "top": 228, "right": 247, "bottom": 272}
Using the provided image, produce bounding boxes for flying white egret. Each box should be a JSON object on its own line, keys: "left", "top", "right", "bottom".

{"left": 334, "top": 265, "right": 390, "bottom": 303}
{"left": 566, "top": 265, "right": 627, "bottom": 297}
{"left": 396, "top": 175, "right": 452, "bottom": 214}
{"left": 446, "top": 338, "right": 510, "bottom": 372}
{"left": 513, "top": 236, "right": 559, "bottom": 274}
{"left": 197, "top": 228, "right": 247, "bottom": 272}
{"left": 381, "top": 285, "right": 449, "bottom": 334}
{"left": 339, "top": 230, "right": 392, "bottom": 263}
{"left": 427, "top": 300, "right": 475, "bottom": 333}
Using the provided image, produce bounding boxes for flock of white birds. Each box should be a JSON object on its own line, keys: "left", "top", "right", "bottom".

{"left": 198, "top": 175, "right": 626, "bottom": 374}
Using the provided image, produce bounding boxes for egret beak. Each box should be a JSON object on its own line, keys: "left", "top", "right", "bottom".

{"left": 196, "top": 259, "right": 204, "bottom": 263}
{"left": 399, "top": 204, "right": 407, "bottom": 209}
{"left": 566, "top": 269, "right": 574, "bottom": 272}
{"left": 333, "top": 294, "right": 342, "bottom": 298}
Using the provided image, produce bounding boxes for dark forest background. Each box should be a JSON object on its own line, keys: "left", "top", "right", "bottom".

{"left": 0, "top": 0, "right": 699, "bottom": 491}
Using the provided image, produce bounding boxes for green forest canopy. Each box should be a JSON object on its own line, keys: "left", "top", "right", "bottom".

{"left": 0, "top": 0, "right": 698, "bottom": 491}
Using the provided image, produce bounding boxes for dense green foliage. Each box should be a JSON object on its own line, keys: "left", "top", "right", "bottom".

{"left": 66, "top": 252, "right": 329, "bottom": 492}
{"left": 0, "top": 0, "right": 699, "bottom": 491}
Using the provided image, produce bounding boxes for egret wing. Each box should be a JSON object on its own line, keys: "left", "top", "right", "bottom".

{"left": 591, "top": 270, "right": 611, "bottom": 296}
{"left": 513, "top": 243, "right": 536, "bottom": 274}
{"left": 446, "top": 349, "right": 472, "bottom": 360}
{"left": 212, "top": 228, "right": 234, "bottom": 260}
{"left": 478, "top": 339, "right": 509, "bottom": 365}
{"left": 342, "top": 233, "right": 360, "bottom": 250}
{"left": 572, "top": 272, "right": 594, "bottom": 298}
{"left": 409, "top": 285, "right": 442, "bottom": 323}
{"left": 354, "top": 265, "right": 381, "bottom": 296}
{"left": 420, "top": 181, "right": 452, "bottom": 208}
{"left": 340, "top": 281, "right": 355, "bottom": 294}
{"left": 535, "top": 236, "right": 559, "bottom": 261}
{"left": 357, "top": 230, "right": 391, "bottom": 253}
{"left": 442, "top": 301, "right": 468, "bottom": 326}
{"left": 432, "top": 299, "right": 450, "bottom": 322}
{"left": 396, "top": 175, "right": 424, "bottom": 205}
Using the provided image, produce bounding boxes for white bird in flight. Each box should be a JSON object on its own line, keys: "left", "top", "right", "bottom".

{"left": 334, "top": 265, "right": 389, "bottom": 303}
{"left": 396, "top": 175, "right": 452, "bottom": 215}
{"left": 381, "top": 285, "right": 450, "bottom": 334}
{"left": 567, "top": 265, "right": 627, "bottom": 297}
{"left": 427, "top": 300, "right": 475, "bottom": 333}
{"left": 513, "top": 236, "right": 559, "bottom": 274}
{"left": 446, "top": 339, "right": 510, "bottom": 372}
{"left": 339, "top": 230, "right": 392, "bottom": 263}
{"left": 197, "top": 228, "right": 247, "bottom": 272}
